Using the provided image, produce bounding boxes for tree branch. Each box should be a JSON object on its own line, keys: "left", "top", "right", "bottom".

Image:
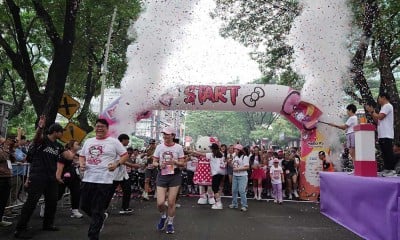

{"left": 391, "top": 58, "right": 400, "bottom": 70}
{"left": 370, "top": 36, "right": 378, "bottom": 65}
{"left": 31, "top": 0, "right": 61, "bottom": 46}
{"left": 0, "top": 33, "right": 20, "bottom": 66}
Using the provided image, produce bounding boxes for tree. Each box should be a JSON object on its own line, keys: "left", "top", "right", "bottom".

{"left": 347, "top": 0, "right": 400, "bottom": 140}
{"left": 69, "top": 0, "right": 141, "bottom": 132}
{"left": 212, "top": 0, "right": 302, "bottom": 87}
{"left": 0, "top": 0, "right": 141, "bottom": 132}
{"left": 0, "top": 0, "right": 80, "bottom": 127}
{"left": 184, "top": 110, "right": 296, "bottom": 147}
{"left": 213, "top": 0, "right": 400, "bottom": 140}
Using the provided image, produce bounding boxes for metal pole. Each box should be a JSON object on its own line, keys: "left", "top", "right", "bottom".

{"left": 99, "top": 7, "right": 117, "bottom": 113}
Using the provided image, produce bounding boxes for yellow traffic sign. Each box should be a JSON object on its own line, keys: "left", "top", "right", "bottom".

{"left": 58, "top": 94, "right": 80, "bottom": 119}
{"left": 60, "top": 122, "right": 87, "bottom": 143}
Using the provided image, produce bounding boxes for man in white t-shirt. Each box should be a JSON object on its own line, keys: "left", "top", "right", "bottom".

{"left": 365, "top": 93, "right": 395, "bottom": 177}
{"left": 326, "top": 104, "right": 358, "bottom": 161}
{"left": 79, "top": 119, "right": 128, "bottom": 240}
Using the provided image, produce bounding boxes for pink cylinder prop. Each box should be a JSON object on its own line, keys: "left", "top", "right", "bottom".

{"left": 354, "top": 124, "right": 377, "bottom": 177}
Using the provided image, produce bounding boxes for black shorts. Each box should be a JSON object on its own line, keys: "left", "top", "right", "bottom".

{"left": 156, "top": 171, "right": 182, "bottom": 188}
{"left": 285, "top": 172, "right": 297, "bottom": 179}
{"left": 212, "top": 174, "right": 224, "bottom": 193}
{"left": 145, "top": 168, "right": 158, "bottom": 179}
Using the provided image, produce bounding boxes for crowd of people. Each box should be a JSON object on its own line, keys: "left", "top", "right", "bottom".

{"left": 0, "top": 95, "right": 399, "bottom": 239}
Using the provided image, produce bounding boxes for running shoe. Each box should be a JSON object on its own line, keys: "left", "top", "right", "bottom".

{"left": 0, "top": 220, "right": 12, "bottom": 227}
{"left": 157, "top": 217, "right": 167, "bottom": 231}
{"left": 293, "top": 190, "right": 299, "bottom": 198}
{"left": 211, "top": 202, "right": 223, "bottom": 210}
{"left": 39, "top": 204, "right": 45, "bottom": 218}
{"left": 119, "top": 208, "right": 134, "bottom": 215}
{"left": 71, "top": 209, "right": 83, "bottom": 218}
{"left": 382, "top": 170, "right": 397, "bottom": 177}
{"left": 142, "top": 192, "right": 149, "bottom": 200}
{"left": 240, "top": 207, "right": 248, "bottom": 212}
{"left": 100, "top": 213, "right": 108, "bottom": 232}
{"left": 228, "top": 204, "right": 238, "bottom": 209}
{"left": 165, "top": 224, "right": 174, "bottom": 234}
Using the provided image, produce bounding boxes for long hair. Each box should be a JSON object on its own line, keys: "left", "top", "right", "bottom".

{"left": 65, "top": 140, "right": 77, "bottom": 150}
{"left": 220, "top": 144, "right": 228, "bottom": 158}
{"left": 212, "top": 147, "right": 223, "bottom": 158}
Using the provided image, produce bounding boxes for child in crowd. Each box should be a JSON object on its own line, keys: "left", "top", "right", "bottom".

{"left": 270, "top": 158, "right": 284, "bottom": 204}
{"left": 250, "top": 146, "right": 265, "bottom": 200}
{"left": 318, "top": 151, "right": 334, "bottom": 172}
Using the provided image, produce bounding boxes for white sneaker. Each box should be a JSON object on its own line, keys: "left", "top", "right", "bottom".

{"left": 288, "top": 194, "right": 293, "bottom": 200}
{"left": 39, "top": 204, "right": 45, "bottom": 218}
{"left": 100, "top": 213, "right": 108, "bottom": 232}
{"left": 0, "top": 220, "right": 12, "bottom": 227}
{"left": 175, "top": 203, "right": 181, "bottom": 208}
{"left": 293, "top": 190, "right": 299, "bottom": 198}
{"left": 211, "top": 202, "right": 223, "bottom": 210}
{"left": 208, "top": 197, "right": 216, "bottom": 205}
{"left": 197, "top": 197, "right": 208, "bottom": 205}
{"left": 382, "top": 170, "right": 397, "bottom": 177}
{"left": 142, "top": 192, "right": 149, "bottom": 200}
{"left": 71, "top": 209, "right": 83, "bottom": 218}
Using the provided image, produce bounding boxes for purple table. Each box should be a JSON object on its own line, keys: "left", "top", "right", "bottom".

{"left": 320, "top": 172, "right": 400, "bottom": 240}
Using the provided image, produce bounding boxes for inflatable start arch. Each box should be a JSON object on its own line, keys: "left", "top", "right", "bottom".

{"left": 101, "top": 84, "right": 330, "bottom": 201}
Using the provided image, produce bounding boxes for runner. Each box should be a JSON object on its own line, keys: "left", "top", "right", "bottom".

{"left": 153, "top": 127, "right": 185, "bottom": 234}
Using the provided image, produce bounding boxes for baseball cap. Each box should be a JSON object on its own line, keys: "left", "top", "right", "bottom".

{"left": 161, "top": 126, "right": 175, "bottom": 135}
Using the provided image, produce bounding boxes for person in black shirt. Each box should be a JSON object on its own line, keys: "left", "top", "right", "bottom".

{"left": 56, "top": 140, "right": 83, "bottom": 218}
{"left": 15, "top": 115, "right": 74, "bottom": 239}
{"left": 281, "top": 150, "right": 300, "bottom": 199}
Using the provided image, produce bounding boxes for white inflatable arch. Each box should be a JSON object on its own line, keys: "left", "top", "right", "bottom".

{"left": 101, "top": 84, "right": 328, "bottom": 201}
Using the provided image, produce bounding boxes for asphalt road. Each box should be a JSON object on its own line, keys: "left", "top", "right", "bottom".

{"left": 1, "top": 196, "right": 361, "bottom": 240}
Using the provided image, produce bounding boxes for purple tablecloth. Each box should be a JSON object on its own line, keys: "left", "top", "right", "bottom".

{"left": 320, "top": 172, "right": 400, "bottom": 240}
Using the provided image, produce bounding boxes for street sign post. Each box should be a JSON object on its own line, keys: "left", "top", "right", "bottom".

{"left": 60, "top": 122, "right": 87, "bottom": 143}
{"left": 58, "top": 93, "right": 80, "bottom": 119}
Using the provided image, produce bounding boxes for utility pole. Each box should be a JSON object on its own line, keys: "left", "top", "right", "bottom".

{"left": 99, "top": 7, "right": 117, "bottom": 113}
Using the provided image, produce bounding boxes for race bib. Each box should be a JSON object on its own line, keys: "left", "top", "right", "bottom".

{"left": 161, "top": 161, "right": 175, "bottom": 175}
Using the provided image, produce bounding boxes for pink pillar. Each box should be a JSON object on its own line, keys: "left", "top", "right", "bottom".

{"left": 354, "top": 124, "right": 377, "bottom": 177}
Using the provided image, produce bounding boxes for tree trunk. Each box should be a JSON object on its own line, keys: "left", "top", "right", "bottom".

{"left": 32, "top": 0, "right": 80, "bottom": 127}
{"left": 350, "top": 0, "right": 378, "bottom": 106}
{"left": 378, "top": 39, "right": 400, "bottom": 141}
{"left": 77, "top": 50, "right": 97, "bottom": 133}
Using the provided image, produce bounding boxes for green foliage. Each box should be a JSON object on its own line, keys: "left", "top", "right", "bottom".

{"left": 212, "top": 0, "right": 301, "bottom": 86}
{"left": 0, "top": 0, "right": 141, "bottom": 134}
{"left": 185, "top": 111, "right": 299, "bottom": 147}
{"left": 129, "top": 135, "right": 145, "bottom": 150}
{"left": 67, "top": 0, "right": 141, "bottom": 98}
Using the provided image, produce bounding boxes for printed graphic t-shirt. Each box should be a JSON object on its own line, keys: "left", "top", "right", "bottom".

{"left": 81, "top": 137, "right": 127, "bottom": 184}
